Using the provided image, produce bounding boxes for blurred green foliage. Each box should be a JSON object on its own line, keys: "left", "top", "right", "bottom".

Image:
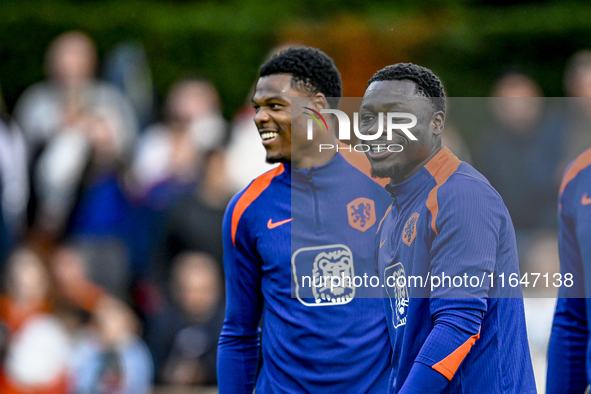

{"left": 413, "top": 2, "right": 591, "bottom": 98}
{"left": 1, "top": 0, "right": 590, "bottom": 120}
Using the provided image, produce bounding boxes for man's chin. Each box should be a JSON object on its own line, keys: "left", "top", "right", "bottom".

{"left": 265, "top": 155, "right": 288, "bottom": 165}
{"left": 370, "top": 167, "right": 391, "bottom": 179}
{"left": 370, "top": 163, "right": 404, "bottom": 181}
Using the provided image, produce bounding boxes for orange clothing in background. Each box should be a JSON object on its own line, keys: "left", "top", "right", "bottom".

{"left": 0, "top": 297, "right": 68, "bottom": 394}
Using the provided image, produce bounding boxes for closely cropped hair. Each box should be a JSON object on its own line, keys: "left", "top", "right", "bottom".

{"left": 260, "top": 46, "right": 342, "bottom": 109}
{"left": 367, "top": 63, "right": 446, "bottom": 113}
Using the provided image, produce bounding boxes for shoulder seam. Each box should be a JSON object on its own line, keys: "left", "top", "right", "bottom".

{"left": 559, "top": 147, "right": 591, "bottom": 196}
{"left": 231, "top": 164, "right": 284, "bottom": 246}
{"left": 424, "top": 147, "right": 462, "bottom": 235}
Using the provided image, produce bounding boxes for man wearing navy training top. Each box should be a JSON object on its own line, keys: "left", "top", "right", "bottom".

{"left": 363, "top": 63, "right": 536, "bottom": 393}
{"left": 547, "top": 147, "right": 591, "bottom": 393}
{"left": 217, "top": 47, "right": 392, "bottom": 393}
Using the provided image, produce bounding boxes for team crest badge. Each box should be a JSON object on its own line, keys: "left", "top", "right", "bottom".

{"left": 291, "top": 244, "right": 355, "bottom": 307}
{"left": 347, "top": 198, "right": 376, "bottom": 232}
{"left": 402, "top": 213, "right": 419, "bottom": 246}
{"left": 384, "top": 262, "right": 409, "bottom": 328}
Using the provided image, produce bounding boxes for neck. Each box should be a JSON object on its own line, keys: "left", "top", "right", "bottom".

{"left": 292, "top": 130, "right": 339, "bottom": 170}
{"left": 391, "top": 145, "right": 443, "bottom": 184}
{"left": 292, "top": 149, "right": 337, "bottom": 170}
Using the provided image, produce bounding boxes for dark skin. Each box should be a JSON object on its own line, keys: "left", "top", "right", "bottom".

{"left": 252, "top": 73, "right": 338, "bottom": 170}
{"left": 360, "top": 80, "right": 445, "bottom": 184}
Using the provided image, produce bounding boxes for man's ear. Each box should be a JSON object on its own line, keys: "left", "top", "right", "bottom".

{"left": 311, "top": 93, "right": 329, "bottom": 111}
{"left": 432, "top": 111, "right": 445, "bottom": 136}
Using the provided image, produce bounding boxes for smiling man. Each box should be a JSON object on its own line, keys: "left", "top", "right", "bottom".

{"left": 217, "top": 47, "right": 392, "bottom": 393}
{"left": 363, "top": 63, "right": 537, "bottom": 393}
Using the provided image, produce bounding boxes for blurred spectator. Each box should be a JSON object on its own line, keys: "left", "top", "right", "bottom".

{"left": 441, "top": 124, "right": 472, "bottom": 164}
{"left": 473, "top": 71, "right": 564, "bottom": 276}
{"left": 50, "top": 245, "right": 107, "bottom": 316}
{"left": 474, "top": 71, "right": 563, "bottom": 231}
{"left": 29, "top": 102, "right": 135, "bottom": 299}
{"left": 0, "top": 249, "right": 51, "bottom": 333}
{"left": 69, "top": 297, "right": 153, "bottom": 394}
{"left": 151, "top": 149, "right": 231, "bottom": 290}
{"left": 564, "top": 49, "right": 591, "bottom": 98}
{"left": 14, "top": 31, "right": 137, "bottom": 160}
{"left": 15, "top": 32, "right": 140, "bottom": 279}
{"left": 561, "top": 49, "right": 591, "bottom": 164}
{"left": 2, "top": 316, "right": 71, "bottom": 394}
{"left": 0, "top": 188, "right": 9, "bottom": 271}
{"left": 102, "top": 41, "right": 156, "bottom": 130}
{"left": 34, "top": 105, "right": 128, "bottom": 224}
{"left": 144, "top": 252, "right": 223, "bottom": 387}
{"left": 131, "top": 78, "right": 227, "bottom": 208}
{"left": 46, "top": 245, "right": 153, "bottom": 393}
{"left": 0, "top": 248, "right": 70, "bottom": 393}
{"left": 66, "top": 107, "right": 135, "bottom": 299}
{"left": 0, "top": 85, "right": 28, "bottom": 244}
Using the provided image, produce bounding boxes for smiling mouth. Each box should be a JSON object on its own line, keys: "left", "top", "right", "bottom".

{"left": 369, "top": 144, "right": 389, "bottom": 153}
{"left": 366, "top": 138, "right": 405, "bottom": 159}
{"left": 260, "top": 131, "right": 279, "bottom": 141}
{"left": 367, "top": 144, "right": 393, "bottom": 159}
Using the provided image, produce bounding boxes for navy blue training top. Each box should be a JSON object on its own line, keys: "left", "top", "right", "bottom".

{"left": 217, "top": 153, "right": 392, "bottom": 393}
{"left": 377, "top": 147, "right": 537, "bottom": 393}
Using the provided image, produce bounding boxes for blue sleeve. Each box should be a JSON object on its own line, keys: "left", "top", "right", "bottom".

{"left": 398, "top": 361, "right": 449, "bottom": 394}
{"left": 399, "top": 301, "right": 483, "bottom": 393}
{"left": 547, "top": 189, "right": 588, "bottom": 393}
{"left": 429, "top": 177, "right": 501, "bottom": 300}
{"left": 402, "top": 177, "right": 501, "bottom": 391}
{"left": 217, "top": 194, "right": 264, "bottom": 394}
{"left": 547, "top": 298, "right": 588, "bottom": 393}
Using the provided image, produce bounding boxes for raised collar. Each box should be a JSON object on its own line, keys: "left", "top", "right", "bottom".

{"left": 385, "top": 147, "right": 460, "bottom": 207}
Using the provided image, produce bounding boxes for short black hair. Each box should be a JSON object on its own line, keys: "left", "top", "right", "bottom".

{"left": 367, "top": 63, "right": 446, "bottom": 113}
{"left": 259, "top": 46, "right": 342, "bottom": 109}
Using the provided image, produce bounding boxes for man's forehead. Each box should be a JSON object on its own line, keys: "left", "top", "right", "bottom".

{"left": 253, "top": 74, "right": 299, "bottom": 99}
{"left": 361, "top": 80, "right": 430, "bottom": 108}
{"left": 365, "top": 80, "right": 419, "bottom": 98}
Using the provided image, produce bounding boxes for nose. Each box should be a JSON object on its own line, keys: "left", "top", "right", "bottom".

{"left": 254, "top": 108, "right": 270, "bottom": 127}
{"left": 367, "top": 113, "right": 383, "bottom": 134}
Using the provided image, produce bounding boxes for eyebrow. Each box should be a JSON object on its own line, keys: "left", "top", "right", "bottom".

{"left": 252, "top": 95, "right": 288, "bottom": 104}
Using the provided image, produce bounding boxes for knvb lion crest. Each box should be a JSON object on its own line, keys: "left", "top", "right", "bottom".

{"left": 347, "top": 198, "right": 376, "bottom": 232}
{"left": 384, "top": 262, "right": 409, "bottom": 329}
{"left": 402, "top": 213, "right": 419, "bottom": 246}
{"left": 311, "top": 248, "right": 355, "bottom": 304}
{"left": 291, "top": 244, "right": 355, "bottom": 307}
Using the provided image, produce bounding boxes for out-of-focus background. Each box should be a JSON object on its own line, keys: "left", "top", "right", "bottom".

{"left": 0, "top": 0, "right": 590, "bottom": 392}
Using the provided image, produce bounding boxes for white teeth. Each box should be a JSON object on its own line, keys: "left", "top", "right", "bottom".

{"left": 370, "top": 144, "right": 385, "bottom": 153}
{"left": 261, "top": 132, "right": 279, "bottom": 140}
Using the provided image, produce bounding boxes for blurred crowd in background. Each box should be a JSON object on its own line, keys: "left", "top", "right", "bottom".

{"left": 1, "top": 28, "right": 591, "bottom": 393}
{"left": 0, "top": 30, "right": 273, "bottom": 394}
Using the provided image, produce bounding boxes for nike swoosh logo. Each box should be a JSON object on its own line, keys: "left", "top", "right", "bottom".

{"left": 380, "top": 239, "right": 387, "bottom": 248}
{"left": 267, "top": 218, "right": 292, "bottom": 229}
{"left": 582, "top": 193, "right": 591, "bottom": 206}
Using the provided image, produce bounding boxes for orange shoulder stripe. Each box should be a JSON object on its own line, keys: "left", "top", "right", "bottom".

{"left": 231, "top": 164, "right": 284, "bottom": 246}
{"left": 559, "top": 147, "right": 591, "bottom": 196}
{"left": 376, "top": 205, "right": 392, "bottom": 234}
{"left": 424, "top": 147, "right": 462, "bottom": 235}
{"left": 432, "top": 327, "right": 481, "bottom": 380}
